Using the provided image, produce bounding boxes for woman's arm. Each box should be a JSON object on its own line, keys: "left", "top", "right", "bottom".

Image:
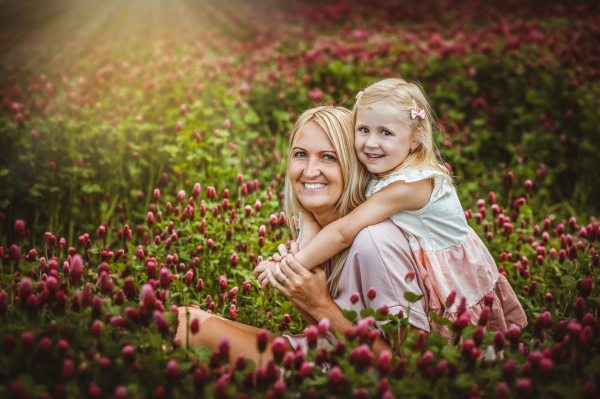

{"left": 293, "top": 178, "right": 433, "bottom": 270}
{"left": 265, "top": 261, "right": 424, "bottom": 365}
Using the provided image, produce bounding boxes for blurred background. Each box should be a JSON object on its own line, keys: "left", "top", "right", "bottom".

{"left": 1, "top": 0, "right": 599, "bottom": 247}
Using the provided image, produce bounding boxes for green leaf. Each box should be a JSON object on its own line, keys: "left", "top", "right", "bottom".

{"left": 381, "top": 323, "right": 398, "bottom": 335}
{"left": 244, "top": 109, "right": 260, "bottom": 124}
{"left": 194, "top": 346, "right": 212, "bottom": 362}
{"left": 441, "top": 345, "right": 460, "bottom": 365}
{"left": 360, "top": 308, "right": 375, "bottom": 318}
{"left": 81, "top": 183, "right": 104, "bottom": 194}
{"left": 375, "top": 309, "right": 389, "bottom": 321}
{"left": 561, "top": 275, "right": 576, "bottom": 290}
{"left": 455, "top": 373, "right": 475, "bottom": 389}
{"left": 343, "top": 309, "right": 357, "bottom": 322}
{"left": 429, "top": 311, "right": 439, "bottom": 324}
{"left": 404, "top": 291, "right": 425, "bottom": 303}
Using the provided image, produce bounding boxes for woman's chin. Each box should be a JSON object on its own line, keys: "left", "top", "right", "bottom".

{"left": 297, "top": 197, "right": 331, "bottom": 212}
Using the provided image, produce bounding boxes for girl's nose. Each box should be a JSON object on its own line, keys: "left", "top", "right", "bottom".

{"left": 364, "top": 132, "right": 380, "bottom": 149}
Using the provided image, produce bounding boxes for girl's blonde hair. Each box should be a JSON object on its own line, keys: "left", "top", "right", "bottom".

{"left": 284, "top": 105, "right": 370, "bottom": 298}
{"left": 352, "top": 78, "right": 452, "bottom": 183}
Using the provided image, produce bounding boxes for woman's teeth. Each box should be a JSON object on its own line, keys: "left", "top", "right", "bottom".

{"left": 303, "top": 183, "right": 326, "bottom": 189}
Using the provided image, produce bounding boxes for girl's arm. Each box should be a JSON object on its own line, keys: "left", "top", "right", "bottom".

{"left": 293, "top": 178, "right": 433, "bottom": 270}
{"left": 298, "top": 215, "right": 322, "bottom": 250}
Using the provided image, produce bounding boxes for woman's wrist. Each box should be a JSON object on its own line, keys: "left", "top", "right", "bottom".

{"left": 311, "top": 297, "right": 336, "bottom": 321}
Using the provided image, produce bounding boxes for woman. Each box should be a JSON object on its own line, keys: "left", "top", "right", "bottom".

{"left": 175, "top": 106, "right": 430, "bottom": 369}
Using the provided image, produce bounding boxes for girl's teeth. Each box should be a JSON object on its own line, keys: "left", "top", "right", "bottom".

{"left": 367, "top": 154, "right": 383, "bottom": 158}
{"left": 304, "top": 183, "right": 325, "bottom": 189}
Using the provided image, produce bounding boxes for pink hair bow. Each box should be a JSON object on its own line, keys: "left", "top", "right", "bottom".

{"left": 355, "top": 91, "right": 363, "bottom": 99}
{"left": 410, "top": 98, "right": 425, "bottom": 120}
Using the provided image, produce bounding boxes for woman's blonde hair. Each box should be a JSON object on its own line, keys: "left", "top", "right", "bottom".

{"left": 352, "top": 78, "right": 452, "bottom": 183}
{"left": 284, "top": 105, "right": 370, "bottom": 298}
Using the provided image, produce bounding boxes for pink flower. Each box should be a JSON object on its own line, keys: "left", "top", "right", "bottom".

{"left": 114, "top": 386, "right": 127, "bottom": 399}
{"left": 367, "top": 288, "right": 377, "bottom": 301}
{"left": 153, "top": 310, "right": 169, "bottom": 335}
{"left": 505, "top": 324, "right": 522, "bottom": 348}
{"left": 90, "top": 320, "right": 102, "bottom": 338}
{"left": 175, "top": 121, "right": 184, "bottom": 131}
{"left": 327, "top": 366, "right": 347, "bottom": 393}
{"left": 0, "top": 291, "right": 7, "bottom": 315}
{"left": 405, "top": 271, "right": 416, "bottom": 284}
{"left": 61, "top": 359, "right": 75, "bottom": 379}
{"left": 349, "top": 344, "right": 373, "bottom": 372}
{"left": 496, "top": 382, "right": 509, "bottom": 399}
{"left": 445, "top": 291, "right": 456, "bottom": 308}
{"left": 318, "top": 318, "right": 330, "bottom": 336}
{"left": 308, "top": 88, "right": 324, "bottom": 102}
{"left": 304, "top": 325, "right": 318, "bottom": 349}
{"left": 271, "top": 337, "right": 287, "bottom": 364}
{"left": 190, "top": 318, "right": 200, "bottom": 334}
{"left": 19, "top": 278, "right": 32, "bottom": 300}
{"left": 478, "top": 307, "right": 491, "bottom": 326}
{"left": 452, "top": 311, "right": 470, "bottom": 333}
{"left": 414, "top": 332, "right": 427, "bottom": 351}
{"left": 257, "top": 329, "right": 269, "bottom": 353}
{"left": 167, "top": 359, "right": 183, "bottom": 385}
{"left": 14, "top": 219, "right": 25, "bottom": 242}
{"left": 70, "top": 255, "right": 83, "bottom": 284}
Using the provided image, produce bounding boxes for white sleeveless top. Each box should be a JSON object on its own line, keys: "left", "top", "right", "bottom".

{"left": 365, "top": 168, "right": 470, "bottom": 252}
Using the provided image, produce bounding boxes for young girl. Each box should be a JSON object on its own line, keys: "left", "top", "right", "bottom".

{"left": 266, "top": 78, "right": 527, "bottom": 335}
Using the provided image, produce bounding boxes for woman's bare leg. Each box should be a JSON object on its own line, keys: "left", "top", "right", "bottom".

{"left": 175, "top": 306, "right": 293, "bottom": 370}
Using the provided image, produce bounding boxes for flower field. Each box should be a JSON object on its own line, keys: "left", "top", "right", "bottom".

{"left": 1, "top": 0, "right": 599, "bottom": 397}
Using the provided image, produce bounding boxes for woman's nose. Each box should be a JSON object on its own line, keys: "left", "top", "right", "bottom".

{"left": 303, "top": 156, "right": 321, "bottom": 178}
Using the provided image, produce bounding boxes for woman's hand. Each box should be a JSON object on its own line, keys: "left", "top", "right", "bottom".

{"left": 265, "top": 253, "right": 334, "bottom": 318}
{"left": 254, "top": 243, "right": 300, "bottom": 291}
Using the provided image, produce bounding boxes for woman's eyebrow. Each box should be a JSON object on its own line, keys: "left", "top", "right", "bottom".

{"left": 292, "top": 147, "right": 336, "bottom": 154}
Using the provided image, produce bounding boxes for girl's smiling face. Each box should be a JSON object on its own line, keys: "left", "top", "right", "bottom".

{"left": 289, "top": 121, "right": 344, "bottom": 215}
{"left": 354, "top": 105, "right": 421, "bottom": 174}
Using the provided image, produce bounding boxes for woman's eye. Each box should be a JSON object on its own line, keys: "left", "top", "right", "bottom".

{"left": 295, "top": 152, "right": 306, "bottom": 158}
{"left": 381, "top": 130, "right": 391, "bottom": 136}
{"left": 324, "top": 155, "right": 336, "bottom": 161}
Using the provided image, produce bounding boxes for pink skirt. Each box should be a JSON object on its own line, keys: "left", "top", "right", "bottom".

{"left": 429, "top": 273, "right": 528, "bottom": 338}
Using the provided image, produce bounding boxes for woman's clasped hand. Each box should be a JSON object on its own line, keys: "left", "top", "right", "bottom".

{"left": 254, "top": 243, "right": 333, "bottom": 322}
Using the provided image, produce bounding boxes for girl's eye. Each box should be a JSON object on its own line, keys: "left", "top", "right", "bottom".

{"left": 359, "top": 127, "right": 369, "bottom": 134}
{"left": 381, "top": 130, "right": 391, "bottom": 136}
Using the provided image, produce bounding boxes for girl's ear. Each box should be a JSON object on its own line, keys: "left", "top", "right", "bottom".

{"left": 410, "top": 127, "right": 424, "bottom": 151}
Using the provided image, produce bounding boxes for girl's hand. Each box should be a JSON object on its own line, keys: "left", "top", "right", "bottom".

{"left": 271, "top": 242, "right": 299, "bottom": 262}
{"left": 254, "top": 260, "right": 277, "bottom": 291}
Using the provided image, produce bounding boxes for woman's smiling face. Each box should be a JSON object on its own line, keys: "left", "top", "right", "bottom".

{"left": 289, "top": 121, "right": 343, "bottom": 215}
